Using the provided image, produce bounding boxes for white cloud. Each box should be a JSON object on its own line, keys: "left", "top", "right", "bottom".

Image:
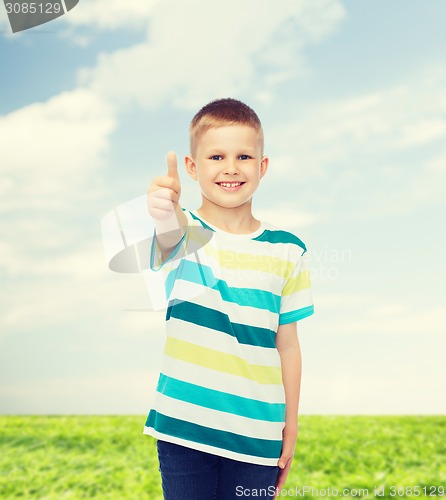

{"left": 115, "top": 309, "right": 166, "bottom": 339}
{"left": 299, "top": 293, "right": 446, "bottom": 414}
{"left": 311, "top": 292, "right": 377, "bottom": 308}
{"left": 0, "top": 241, "right": 109, "bottom": 330}
{"left": 269, "top": 72, "right": 446, "bottom": 173}
{"left": 0, "top": 86, "right": 122, "bottom": 341}
{"left": 0, "top": 368, "right": 160, "bottom": 414}
{"left": 356, "top": 305, "right": 446, "bottom": 335}
{"left": 77, "top": 0, "right": 345, "bottom": 111}
{"left": 0, "top": 236, "right": 167, "bottom": 335}
{"left": 315, "top": 293, "right": 446, "bottom": 336}
{"left": 396, "top": 118, "right": 446, "bottom": 148}
{"left": 427, "top": 153, "right": 446, "bottom": 174}
{"left": 302, "top": 370, "right": 446, "bottom": 414}
{"left": 265, "top": 63, "right": 446, "bottom": 215}
{"left": 399, "top": 151, "right": 446, "bottom": 208}
{"left": 64, "top": 0, "right": 161, "bottom": 29}
{"left": 0, "top": 86, "right": 121, "bottom": 336}
{"left": 0, "top": 88, "right": 116, "bottom": 212}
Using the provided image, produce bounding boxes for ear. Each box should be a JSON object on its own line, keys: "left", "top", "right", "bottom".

{"left": 259, "top": 155, "right": 269, "bottom": 179}
{"left": 184, "top": 155, "right": 198, "bottom": 181}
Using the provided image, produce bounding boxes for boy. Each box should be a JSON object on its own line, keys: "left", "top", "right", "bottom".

{"left": 145, "top": 98, "right": 314, "bottom": 499}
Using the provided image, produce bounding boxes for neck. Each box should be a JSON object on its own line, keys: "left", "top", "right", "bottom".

{"left": 196, "top": 202, "right": 260, "bottom": 234}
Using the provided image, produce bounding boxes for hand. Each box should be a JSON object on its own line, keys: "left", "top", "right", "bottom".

{"left": 274, "top": 424, "right": 298, "bottom": 497}
{"left": 147, "top": 151, "right": 181, "bottom": 220}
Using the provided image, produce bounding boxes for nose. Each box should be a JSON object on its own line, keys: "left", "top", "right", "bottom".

{"left": 223, "top": 160, "right": 239, "bottom": 175}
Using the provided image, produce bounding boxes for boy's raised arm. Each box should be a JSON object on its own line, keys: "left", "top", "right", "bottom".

{"left": 147, "top": 151, "right": 188, "bottom": 262}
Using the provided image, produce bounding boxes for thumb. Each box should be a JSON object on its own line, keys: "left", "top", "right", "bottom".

{"left": 166, "top": 151, "right": 179, "bottom": 179}
{"left": 278, "top": 453, "right": 291, "bottom": 469}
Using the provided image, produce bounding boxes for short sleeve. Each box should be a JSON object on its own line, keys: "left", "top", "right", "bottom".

{"left": 149, "top": 208, "right": 216, "bottom": 272}
{"left": 279, "top": 247, "right": 314, "bottom": 325}
{"left": 149, "top": 225, "right": 188, "bottom": 272}
{"left": 146, "top": 209, "right": 215, "bottom": 309}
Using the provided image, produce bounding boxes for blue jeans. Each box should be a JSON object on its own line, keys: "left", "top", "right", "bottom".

{"left": 157, "top": 440, "right": 280, "bottom": 499}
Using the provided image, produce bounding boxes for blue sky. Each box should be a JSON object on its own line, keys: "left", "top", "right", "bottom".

{"left": 1, "top": 0, "right": 445, "bottom": 415}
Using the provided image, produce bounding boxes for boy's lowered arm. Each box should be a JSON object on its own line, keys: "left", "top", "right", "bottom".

{"left": 275, "top": 321, "right": 301, "bottom": 490}
{"left": 147, "top": 151, "right": 188, "bottom": 262}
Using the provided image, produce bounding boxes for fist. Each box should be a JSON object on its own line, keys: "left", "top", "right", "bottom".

{"left": 147, "top": 151, "right": 181, "bottom": 220}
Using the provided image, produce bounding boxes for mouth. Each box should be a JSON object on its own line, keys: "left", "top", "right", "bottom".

{"left": 215, "top": 181, "right": 246, "bottom": 191}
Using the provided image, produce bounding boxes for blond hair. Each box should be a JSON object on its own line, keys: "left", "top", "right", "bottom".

{"left": 190, "top": 98, "right": 264, "bottom": 156}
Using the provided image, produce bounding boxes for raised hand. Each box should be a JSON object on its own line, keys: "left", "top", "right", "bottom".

{"left": 147, "top": 151, "right": 181, "bottom": 220}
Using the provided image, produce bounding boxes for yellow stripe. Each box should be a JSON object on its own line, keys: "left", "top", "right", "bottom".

{"left": 282, "top": 270, "right": 311, "bottom": 296}
{"left": 200, "top": 244, "right": 293, "bottom": 278}
{"left": 164, "top": 337, "right": 282, "bottom": 385}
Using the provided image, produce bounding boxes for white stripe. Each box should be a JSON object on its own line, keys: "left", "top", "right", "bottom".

{"left": 173, "top": 262, "right": 284, "bottom": 297}
{"left": 171, "top": 280, "right": 280, "bottom": 330}
{"left": 166, "top": 318, "right": 281, "bottom": 367}
{"left": 143, "top": 428, "right": 279, "bottom": 466}
{"left": 152, "top": 392, "right": 283, "bottom": 440}
{"left": 159, "top": 357, "right": 285, "bottom": 404}
{"left": 280, "top": 287, "right": 314, "bottom": 314}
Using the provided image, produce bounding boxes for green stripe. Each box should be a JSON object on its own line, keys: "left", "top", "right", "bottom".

{"left": 157, "top": 374, "right": 285, "bottom": 422}
{"left": 253, "top": 229, "right": 307, "bottom": 252}
{"left": 146, "top": 410, "right": 282, "bottom": 459}
{"left": 166, "top": 301, "right": 277, "bottom": 348}
{"left": 165, "top": 260, "right": 280, "bottom": 314}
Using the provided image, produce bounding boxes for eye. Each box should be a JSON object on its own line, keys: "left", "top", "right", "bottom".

{"left": 239, "top": 155, "right": 252, "bottom": 160}
{"left": 210, "top": 155, "right": 223, "bottom": 161}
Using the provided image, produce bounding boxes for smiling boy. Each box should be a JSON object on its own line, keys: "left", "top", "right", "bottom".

{"left": 145, "top": 98, "right": 314, "bottom": 499}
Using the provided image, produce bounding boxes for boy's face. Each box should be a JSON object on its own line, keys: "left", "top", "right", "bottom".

{"left": 185, "top": 125, "right": 268, "bottom": 211}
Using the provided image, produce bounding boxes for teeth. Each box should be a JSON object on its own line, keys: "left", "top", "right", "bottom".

{"left": 220, "top": 182, "right": 241, "bottom": 187}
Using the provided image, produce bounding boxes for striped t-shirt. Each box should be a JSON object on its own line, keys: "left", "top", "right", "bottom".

{"left": 143, "top": 208, "right": 314, "bottom": 465}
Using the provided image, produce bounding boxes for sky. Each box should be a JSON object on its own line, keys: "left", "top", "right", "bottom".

{"left": 1, "top": 0, "right": 445, "bottom": 416}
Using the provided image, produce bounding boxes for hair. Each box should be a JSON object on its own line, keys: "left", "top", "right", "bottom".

{"left": 189, "top": 98, "right": 264, "bottom": 156}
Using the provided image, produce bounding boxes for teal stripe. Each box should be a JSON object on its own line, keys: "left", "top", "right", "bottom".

{"left": 165, "top": 259, "right": 280, "bottom": 314}
{"left": 149, "top": 227, "right": 188, "bottom": 272}
{"left": 188, "top": 210, "right": 215, "bottom": 231}
{"left": 279, "top": 305, "right": 315, "bottom": 325}
{"left": 166, "top": 301, "right": 277, "bottom": 348}
{"left": 157, "top": 374, "right": 285, "bottom": 422}
{"left": 146, "top": 410, "right": 282, "bottom": 459}
{"left": 253, "top": 229, "right": 307, "bottom": 252}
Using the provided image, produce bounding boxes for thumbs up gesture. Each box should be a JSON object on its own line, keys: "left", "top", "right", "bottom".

{"left": 147, "top": 151, "right": 182, "bottom": 220}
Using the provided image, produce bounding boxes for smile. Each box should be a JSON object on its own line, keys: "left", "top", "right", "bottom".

{"left": 216, "top": 182, "right": 245, "bottom": 191}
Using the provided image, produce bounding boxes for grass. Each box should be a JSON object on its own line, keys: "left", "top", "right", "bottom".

{"left": 0, "top": 416, "right": 444, "bottom": 499}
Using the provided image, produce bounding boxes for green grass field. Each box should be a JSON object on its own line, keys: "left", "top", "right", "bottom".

{"left": 0, "top": 416, "right": 444, "bottom": 499}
